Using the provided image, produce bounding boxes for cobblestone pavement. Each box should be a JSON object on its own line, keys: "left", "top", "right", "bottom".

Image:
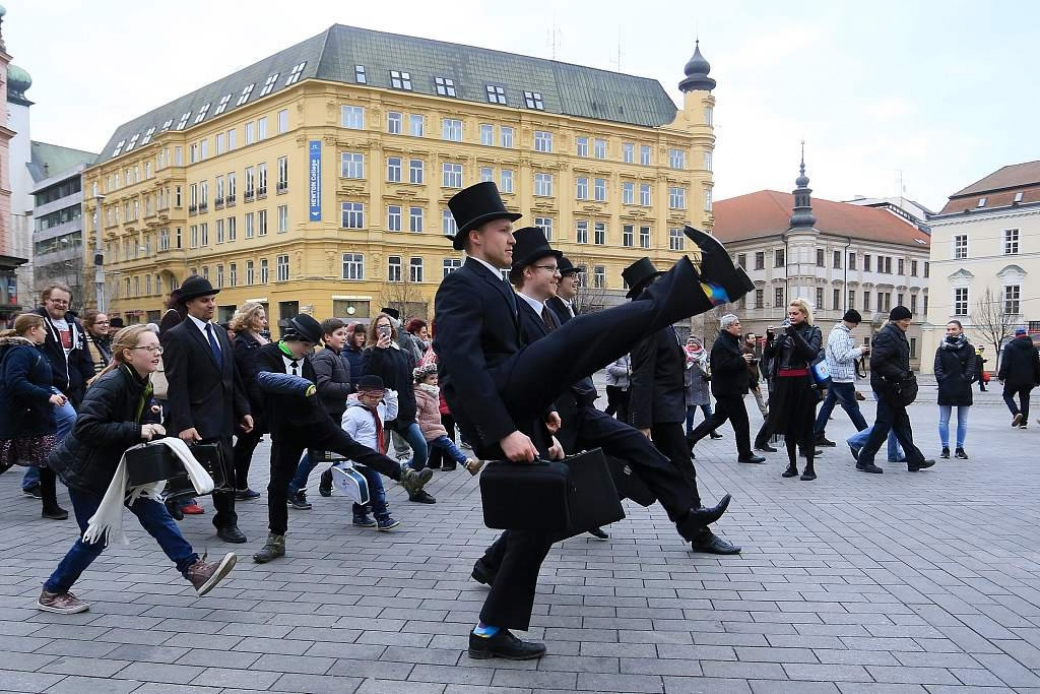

{"left": 2, "top": 390, "right": 1039, "bottom": 693}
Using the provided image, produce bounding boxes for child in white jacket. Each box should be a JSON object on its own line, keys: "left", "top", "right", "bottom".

{"left": 340, "top": 375, "right": 400, "bottom": 530}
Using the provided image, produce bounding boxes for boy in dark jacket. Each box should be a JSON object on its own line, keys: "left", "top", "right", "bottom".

{"left": 998, "top": 327, "right": 1040, "bottom": 429}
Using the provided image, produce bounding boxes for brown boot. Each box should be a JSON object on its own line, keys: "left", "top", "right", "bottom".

{"left": 185, "top": 553, "right": 237, "bottom": 596}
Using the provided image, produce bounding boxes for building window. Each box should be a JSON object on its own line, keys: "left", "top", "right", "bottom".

{"left": 848, "top": 290, "right": 855, "bottom": 310}
{"left": 342, "top": 253, "right": 364, "bottom": 280}
{"left": 341, "top": 153, "right": 365, "bottom": 179}
{"left": 774, "top": 287, "right": 784, "bottom": 308}
{"left": 953, "top": 235, "right": 968, "bottom": 259}
{"left": 833, "top": 288, "right": 841, "bottom": 310}
{"left": 480, "top": 167, "right": 494, "bottom": 183}
{"left": 259, "top": 259, "right": 269, "bottom": 284}
{"left": 668, "top": 187, "right": 686, "bottom": 210}
{"left": 623, "top": 142, "right": 634, "bottom": 163}
{"left": 953, "top": 287, "right": 968, "bottom": 316}
{"left": 882, "top": 256, "right": 892, "bottom": 274}
{"left": 342, "top": 202, "right": 365, "bottom": 229}
{"left": 410, "top": 114, "right": 424, "bottom": 137}
{"left": 754, "top": 288, "right": 764, "bottom": 309}
{"left": 409, "top": 207, "right": 424, "bottom": 233}
{"left": 640, "top": 226, "right": 651, "bottom": 249}
{"left": 897, "top": 292, "right": 904, "bottom": 307}
{"left": 594, "top": 139, "right": 607, "bottom": 159}
{"left": 622, "top": 182, "right": 635, "bottom": 205}
{"left": 355, "top": 65, "right": 367, "bottom": 83}
{"left": 534, "top": 172, "right": 553, "bottom": 197}
{"left": 227, "top": 216, "right": 236, "bottom": 241}
{"left": 387, "top": 205, "right": 402, "bottom": 232}
{"left": 640, "top": 183, "right": 652, "bottom": 206}
{"left": 833, "top": 250, "right": 841, "bottom": 269}
{"left": 500, "top": 169, "right": 514, "bottom": 193}
{"left": 576, "top": 220, "right": 589, "bottom": 244}
{"left": 816, "top": 287, "right": 824, "bottom": 310}
{"left": 443, "top": 258, "right": 461, "bottom": 278}
{"left": 434, "top": 76, "right": 457, "bottom": 97}
{"left": 879, "top": 292, "right": 891, "bottom": 312}
{"left": 640, "top": 145, "right": 652, "bottom": 166}
{"left": 276, "top": 254, "right": 289, "bottom": 281}
{"left": 500, "top": 126, "right": 514, "bottom": 148}
{"left": 594, "top": 178, "right": 607, "bottom": 202}
{"left": 216, "top": 219, "right": 225, "bottom": 244}
{"left": 523, "top": 91, "right": 544, "bottom": 110}
{"left": 277, "top": 156, "right": 288, "bottom": 192}
{"left": 387, "top": 157, "right": 402, "bottom": 183}
{"left": 1005, "top": 285, "right": 1021, "bottom": 315}
{"left": 442, "top": 209, "right": 458, "bottom": 237}
{"left": 389, "top": 70, "right": 412, "bottom": 90}
{"left": 849, "top": 252, "right": 857, "bottom": 271}
{"left": 229, "top": 263, "right": 237, "bottom": 287}
{"left": 774, "top": 249, "right": 786, "bottom": 268}
{"left": 257, "top": 162, "right": 268, "bottom": 196}
{"left": 341, "top": 106, "right": 365, "bottom": 129}
{"left": 486, "top": 85, "right": 506, "bottom": 104}
{"left": 409, "top": 257, "right": 424, "bottom": 283}
{"left": 863, "top": 291, "right": 871, "bottom": 312}
{"left": 257, "top": 209, "right": 267, "bottom": 236}
{"left": 593, "top": 265, "right": 606, "bottom": 289}
{"left": 703, "top": 151, "right": 713, "bottom": 171}
{"left": 442, "top": 118, "right": 463, "bottom": 142}
{"left": 816, "top": 249, "right": 825, "bottom": 267}
{"left": 534, "top": 217, "right": 553, "bottom": 241}
{"left": 704, "top": 189, "right": 713, "bottom": 212}
{"left": 863, "top": 253, "right": 872, "bottom": 271}
{"left": 622, "top": 225, "right": 634, "bottom": 247}
{"left": 736, "top": 254, "right": 747, "bottom": 269}
{"left": 245, "top": 213, "right": 254, "bottom": 239}
{"left": 669, "top": 228, "right": 684, "bottom": 251}
{"left": 480, "top": 124, "right": 494, "bottom": 146}
{"left": 387, "top": 111, "right": 403, "bottom": 134}
{"left": 201, "top": 223, "right": 209, "bottom": 246}
{"left": 1005, "top": 228, "right": 1020, "bottom": 255}
{"left": 442, "top": 163, "right": 463, "bottom": 189}
{"left": 704, "top": 106, "right": 714, "bottom": 125}
{"left": 924, "top": 262, "right": 930, "bottom": 278}
{"left": 387, "top": 256, "right": 402, "bottom": 282}
{"left": 1014, "top": 191, "right": 1025, "bottom": 203}
{"left": 575, "top": 177, "right": 589, "bottom": 200}
{"left": 669, "top": 148, "right": 686, "bottom": 169}
{"left": 409, "top": 159, "right": 424, "bottom": 184}
{"left": 594, "top": 222, "right": 606, "bottom": 245}
{"left": 910, "top": 294, "right": 917, "bottom": 314}
{"left": 534, "top": 131, "right": 553, "bottom": 153}
{"left": 754, "top": 252, "right": 765, "bottom": 270}
{"left": 977, "top": 197, "right": 987, "bottom": 207}
{"left": 246, "top": 260, "right": 254, "bottom": 285}
{"left": 576, "top": 137, "right": 589, "bottom": 158}
{"left": 278, "top": 109, "right": 289, "bottom": 134}
{"left": 898, "top": 258, "right": 905, "bottom": 275}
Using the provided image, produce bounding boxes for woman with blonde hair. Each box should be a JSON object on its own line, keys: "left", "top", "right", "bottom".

{"left": 40, "top": 325, "right": 236, "bottom": 614}
{"left": 0, "top": 313, "right": 70, "bottom": 519}
{"left": 231, "top": 302, "right": 269, "bottom": 500}
{"left": 763, "top": 299, "right": 824, "bottom": 480}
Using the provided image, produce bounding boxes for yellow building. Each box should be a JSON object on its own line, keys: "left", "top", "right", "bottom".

{"left": 83, "top": 25, "right": 716, "bottom": 329}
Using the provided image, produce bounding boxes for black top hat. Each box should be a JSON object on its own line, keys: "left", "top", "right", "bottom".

{"left": 286, "top": 314, "right": 323, "bottom": 344}
{"left": 622, "top": 257, "right": 664, "bottom": 299}
{"left": 511, "top": 227, "right": 562, "bottom": 270}
{"left": 356, "top": 374, "right": 385, "bottom": 391}
{"left": 447, "top": 182, "right": 522, "bottom": 251}
{"left": 109, "top": 317, "right": 125, "bottom": 329}
{"left": 379, "top": 307, "right": 400, "bottom": 321}
{"left": 177, "top": 275, "right": 220, "bottom": 304}
{"left": 558, "top": 256, "right": 585, "bottom": 277}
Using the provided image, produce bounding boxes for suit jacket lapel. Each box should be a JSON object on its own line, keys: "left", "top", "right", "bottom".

{"left": 186, "top": 320, "right": 222, "bottom": 371}
{"left": 466, "top": 258, "right": 519, "bottom": 329}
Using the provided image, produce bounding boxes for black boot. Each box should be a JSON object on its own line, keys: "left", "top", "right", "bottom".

{"left": 639, "top": 255, "right": 715, "bottom": 326}
{"left": 800, "top": 465, "right": 817, "bottom": 481}
{"left": 782, "top": 464, "right": 798, "bottom": 478}
{"left": 684, "top": 226, "right": 755, "bottom": 301}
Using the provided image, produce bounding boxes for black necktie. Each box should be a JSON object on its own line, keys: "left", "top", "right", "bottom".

{"left": 204, "top": 323, "right": 222, "bottom": 368}
{"left": 290, "top": 359, "right": 299, "bottom": 376}
{"left": 541, "top": 306, "right": 555, "bottom": 332}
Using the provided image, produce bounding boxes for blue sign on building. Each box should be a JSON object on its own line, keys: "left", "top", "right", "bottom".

{"left": 308, "top": 141, "right": 321, "bottom": 221}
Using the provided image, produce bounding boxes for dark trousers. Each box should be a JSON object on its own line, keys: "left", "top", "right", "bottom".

{"left": 1003, "top": 385, "right": 1033, "bottom": 421}
{"left": 428, "top": 413, "right": 457, "bottom": 468}
{"left": 211, "top": 437, "right": 238, "bottom": 529}
{"left": 649, "top": 422, "right": 702, "bottom": 507}
{"left": 267, "top": 421, "right": 402, "bottom": 535}
{"left": 604, "top": 386, "right": 630, "bottom": 422}
{"left": 479, "top": 530, "right": 554, "bottom": 630}
{"left": 688, "top": 393, "right": 752, "bottom": 457}
{"left": 856, "top": 397, "right": 926, "bottom": 467}
{"left": 814, "top": 381, "right": 869, "bottom": 437}
{"left": 232, "top": 428, "right": 264, "bottom": 490}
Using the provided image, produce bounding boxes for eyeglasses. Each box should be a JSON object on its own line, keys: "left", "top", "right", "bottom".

{"left": 132, "top": 345, "right": 164, "bottom": 354}
{"left": 47, "top": 299, "right": 70, "bottom": 306}
{"left": 95, "top": 321, "right": 111, "bottom": 325}
{"left": 533, "top": 264, "right": 560, "bottom": 274}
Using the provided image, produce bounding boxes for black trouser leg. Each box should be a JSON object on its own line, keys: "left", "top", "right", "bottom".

{"left": 615, "top": 389, "right": 630, "bottom": 423}
{"left": 39, "top": 467, "right": 58, "bottom": 508}
{"left": 889, "top": 405, "right": 926, "bottom": 466}
{"left": 649, "top": 422, "right": 702, "bottom": 509}
{"left": 604, "top": 386, "right": 621, "bottom": 416}
{"left": 857, "top": 399, "right": 896, "bottom": 466}
{"left": 233, "top": 428, "right": 263, "bottom": 490}
{"left": 1022, "top": 387, "right": 1033, "bottom": 422}
{"left": 688, "top": 404, "right": 730, "bottom": 446}
{"left": 716, "top": 394, "right": 752, "bottom": 456}
{"left": 309, "top": 421, "right": 403, "bottom": 480}
{"left": 268, "top": 437, "right": 306, "bottom": 535}
{"left": 479, "top": 529, "right": 554, "bottom": 631}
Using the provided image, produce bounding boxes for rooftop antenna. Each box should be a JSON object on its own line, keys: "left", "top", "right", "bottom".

{"left": 549, "top": 17, "right": 561, "bottom": 60}
{"left": 616, "top": 26, "right": 623, "bottom": 71}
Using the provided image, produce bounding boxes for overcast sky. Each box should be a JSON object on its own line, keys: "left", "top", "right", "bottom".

{"left": 8, "top": 0, "right": 1034, "bottom": 211}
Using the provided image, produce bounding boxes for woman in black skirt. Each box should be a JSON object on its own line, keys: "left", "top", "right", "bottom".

{"left": 764, "top": 299, "right": 823, "bottom": 480}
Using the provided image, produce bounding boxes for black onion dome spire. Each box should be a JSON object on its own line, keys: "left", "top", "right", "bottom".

{"left": 679, "top": 40, "right": 716, "bottom": 92}
{"left": 790, "top": 142, "right": 817, "bottom": 229}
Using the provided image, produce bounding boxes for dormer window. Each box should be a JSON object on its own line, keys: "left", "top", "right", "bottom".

{"left": 125, "top": 133, "right": 140, "bottom": 152}
{"left": 259, "top": 73, "right": 280, "bottom": 97}
{"left": 390, "top": 70, "right": 412, "bottom": 91}
{"left": 140, "top": 126, "right": 156, "bottom": 145}
{"left": 176, "top": 112, "right": 191, "bottom": 130}
{"left": 194, "top": 103, "right": 210, "bottom": 124}
{"left": 523, "top": 91, "right": 544, "bottom": 110}
{"left": 486, "top": 85, "right": 506, "bottom": 105}
{"left": 214, "top": 93, "right": 232, "bottom": 115}
{"left": 161, "top": 119, "right": 174, "bottom": 132}
{"left": 112, "top": 139, "right": 126, "bottom": 156}
{"left": 236, "top": 83, "right": 255, "bottom": 106}
{"left": 286, "top": 62, "right": 306, "bottom": 85}
{"left": 355, "top": 65, "right": 367, "bottom": 84}
{"left": 977, "top": 197, "right": 987, "bottom": 207}
{"left": 435, "top": 76, "right": 457, "bottom": 97}
{"left": 1014, "top": 191, "right": 1024, "bottom": 203}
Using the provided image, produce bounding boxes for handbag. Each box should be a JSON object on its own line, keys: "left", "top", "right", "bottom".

{"left": 810, "top": 352, "right": 831, "bottom": 388}
{"left": 479, "top": 448, "right": 625, "bottom": 533}
{"left": 888, "top": 374, "right": 919, "bottom": 407}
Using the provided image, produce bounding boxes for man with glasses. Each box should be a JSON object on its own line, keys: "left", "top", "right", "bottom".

{"left": 25, "top": 284, "right": 92, "bottom": 498}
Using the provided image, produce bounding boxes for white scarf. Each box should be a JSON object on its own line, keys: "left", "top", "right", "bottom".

{"left": 83, "top": 437, "right": 215, "bottom": 545}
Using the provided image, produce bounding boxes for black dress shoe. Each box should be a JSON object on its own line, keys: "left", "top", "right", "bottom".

{"left": 686, "top": 494, "right": 732, "bottom": 526}
{"left": 468, "top": 629, "right": 546, "bottom": 660}
{"left": 815, "top": 436, "right": 837, "bottom": 447}
{"left": 587, "top": 527, "right": 609, "bottom": 540}
{"left": 217, "top": 525, "right": 247, "bottom": 543}
{"left": 408, "top": 490, "right": 437, "bottom": 504}
{"left": 319, "top": 469, "right": 334, "bottom": 497}
{"left": 166, "top": 500, "right": 184, "bottom": 521}
{"left": 856, "top": 463, "right": 884, "bottom": 474}
{"left": 709, "top": 432, "right": 724, "bottom": 440}
{"left": 472, "top": 558, "right": 497, "bottom": 587}
{"left": 908, "top": 459, "right": 936, "bottom": 472}
{"left": 690, "top": 528, "right": 742, "bottom": 555}
{"left": 737, "top": 453, "right": 765, "bottom": 464}
{"left": 683, "top": 226, "right": 755, "bottom": 298}
{"left": 756, "top": 443, "right": 778, "bottom": 453}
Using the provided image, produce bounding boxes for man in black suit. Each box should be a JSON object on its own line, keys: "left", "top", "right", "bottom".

{"left": 546, "top": 256, "right": 582, "bottom": 326}
{"left": 434, "top": 183, "right": 753, "bottom": 661}
{"left": 626, "top": 257, "right": 746, "bottom": 555}
{"left": 161, "top": 276, "right": 253, "bottom": 543}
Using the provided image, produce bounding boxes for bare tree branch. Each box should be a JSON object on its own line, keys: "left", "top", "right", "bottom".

{"left": 973, "top": 287, "right": 1018, "bottom": 371}
{"left": 383, "top": 278, "right": 429, "bottom": 322}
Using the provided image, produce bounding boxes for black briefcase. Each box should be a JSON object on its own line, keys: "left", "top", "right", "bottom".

{"left": 165, "top": 441, "right": 233, "bottom": 500}
{"left": 479, "top": 448, "right": 625, "bottom": 533}
{"left": 126, "top": 442, "right": 183, "bottom": 486}
{"left": 606, "top": 456, "right": 657, "bottom": 507}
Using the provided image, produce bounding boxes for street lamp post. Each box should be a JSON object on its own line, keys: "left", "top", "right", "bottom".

{"left": 93, "top": 193, "right": 106, "bottom": 312}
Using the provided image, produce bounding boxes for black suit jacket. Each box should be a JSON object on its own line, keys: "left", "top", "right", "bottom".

{"left": 161, "top": 317, "right": 250, "bottom": 440}
{"left": 546, "top": 296, "right": 575, "bottom": 326}
{"left": 433, "top": 257, "right": 527, "bottom": 454}
{"left": 253, "top": 342, "right": 332, "bottom": 436}
{"left": 710, "top": 331, "right": 751, "bottom": 397}
{"left": 629, "top": 326, "right": 686, "bottom": 428}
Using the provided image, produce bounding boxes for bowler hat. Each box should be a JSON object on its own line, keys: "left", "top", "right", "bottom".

{"left": 622, "top": 257, "right": 664, "bottom": 299}
{"left": 511, "top": 227, "right": 562, "bottom": 270}
{"left": 558, "top": 256, "right": 585, "bottom": 277}
{"left": 177, "top": 275, "right": 220, "bottom": 304}
{"left": 286, "top": 314, "right": 323, "bottom": 344}
{"left": 447, "top": 182, "right": 522, "bottom": 251}
{"left": 380, "top": 307, "right": 400, "bottom": 321}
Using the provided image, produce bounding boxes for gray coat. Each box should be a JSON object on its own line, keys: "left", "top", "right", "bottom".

{"left": 684, "top": 353, "right": 711, "bottom": 407}
{"left": 311, "top": 346, "right": 353, "bottom": 420}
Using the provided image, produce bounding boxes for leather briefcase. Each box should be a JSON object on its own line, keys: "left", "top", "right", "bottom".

{"left": 165, "top": 441, "right": 232, "bottom": 500}
{"left": 125, "top": 442, "right": 183, "bottom": 486}
{"left": 480, "top": 448, "right": 625, "bottom": 533}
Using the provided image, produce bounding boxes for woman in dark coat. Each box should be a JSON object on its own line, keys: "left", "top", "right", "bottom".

{"left": 40, "top": 325, "right": 236, "bottom": 615}
{"left": 764, "top": 299, "right": 824, "bottom": 480}
{"left": 0, "top": 313, "right": 68, "bottom": 518}
{"left": 363, "top": 313, "right": 432, "bottom": 503}
{"left": 230, "top": 302, "right": 269, "bottom": 500}
{"left": 934, "top": 320, "right": 976, "bottom": 459}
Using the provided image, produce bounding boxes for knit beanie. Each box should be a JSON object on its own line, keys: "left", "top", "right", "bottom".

{"left": 842, "top": 309, "right": 862, "bottom": 324}
{"left": 889, "top": 306, "right": 912, "bottom": 321}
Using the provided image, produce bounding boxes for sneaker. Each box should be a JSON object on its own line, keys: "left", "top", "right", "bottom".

{"left": 398, "top": 467, "right": 433, "bottom": 496}
{"left": 1013, "top": 413, "right": 1024, "bottom": 427}
{"left": 42, "top": 505, "right": 69, "bottom": 520}
{"left": 181, "top": 503, "right": 205, "bottom": 515}
{"left": 815, "top": 436, "right": 837, "bottom": 447}
{"left": 940, "top": 447, "right": 950, "bottom": 459}
{"left": 353, "top": 513, "right": 377, "bottom": 528}
{"left": 319, "top": 469, "right": 334, "bottom": 497}
{"left": 955, "top": 448, "right": 969, "bottom": 459}
{"left": 376, "top": 516, "right": 401, "bottom": 531}
{"left": 1020, "top": 424, "right": 1029, "bottom": 430}
{"left": 465, "top": 458, "right": 485, "bottom": 476}
{"left": 37, "top": 589, "right": 89, "bottom": 614}
{"left": 408, "top": 489, "right": 437, "bottom": 504}
{"left": 185, "top": 552, "right": 237, "bottom": 596}
{"left": 287, "top": 491, "right": 312, "bottom": 510}
{"left": 235, "top": 488, "right": 261, "bottom": 501}
{"left": 23, "top": 485, "right": 42, "bottom": 499}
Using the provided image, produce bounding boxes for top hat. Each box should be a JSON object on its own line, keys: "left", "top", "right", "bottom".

{"left": 109, "top": 317, "right": 125, "bottom": 329}
{"left": 177, "top": 275, "right": 220, "bottom": 304}
{"left": 286, "top": 314, "right": 323, "bottom": 344}
{"left": 511, "top": 227, "right": 562, "bottom": 270}
{"left": 379, "top": 307, "right": 401, "bottom": 321}
{"left": 558, "top": 256, "right": 585, "bottom": 277}
{"left": 447, "top": 182, "right": 522, "bottom": 251}
{"left": 622, "top": 257, "right": 664, "bottom": 299}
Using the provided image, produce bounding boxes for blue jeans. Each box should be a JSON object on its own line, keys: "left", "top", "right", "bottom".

{"left": 288, "top": 451, "right": 317, "bottom": 496}
{"left": 394, "top": 421, "right": 429, "bottom": 471}
{"left": 938, "top": 405, "right": 970, "bottom": 449}
{"left": 44, "top": 488, "right": 197, "bottom": 595}
{"left": 685, "top": 403, "right": 713, "bottom": 435}
{"left": 848, "top": 425, "right": 903, "bottom": 461}
{"left": 23, "top": 392, "right": 77, "bottom": 491}
{"left": 353, "top": 465, "right": 389, "bottom": 519}
{"left": 814, "top": 381, "right": 869, "bottom": 437}
{"left": 428, "top": 434, "right": 468, "bottom": 466}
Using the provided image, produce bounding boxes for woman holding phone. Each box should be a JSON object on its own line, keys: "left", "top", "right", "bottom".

{"left": 362, "top": 313, "right": 432, "bottom": 503}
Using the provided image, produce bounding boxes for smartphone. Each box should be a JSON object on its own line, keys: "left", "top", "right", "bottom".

{"left": 378, "top": 325, "right": 391, "bottom": 338}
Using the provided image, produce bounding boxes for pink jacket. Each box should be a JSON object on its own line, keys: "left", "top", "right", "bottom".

{"left": 414, "top": 384, "right": 447, "bottom": 440}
